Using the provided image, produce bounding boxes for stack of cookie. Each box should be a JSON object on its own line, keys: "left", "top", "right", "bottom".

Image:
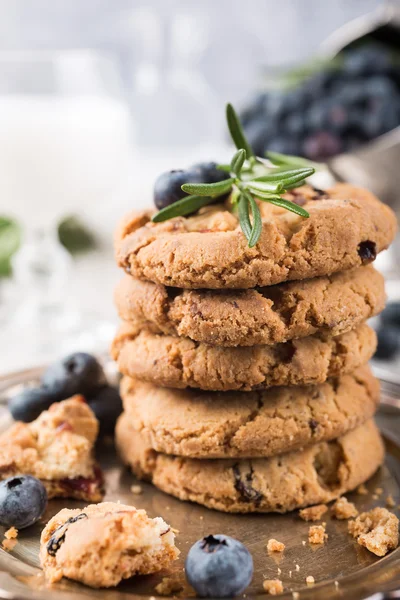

{"left": 112, "top": 183, "right": 397, "bottom": 513}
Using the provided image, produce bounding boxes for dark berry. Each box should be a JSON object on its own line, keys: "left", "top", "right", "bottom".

{"left": 88, "top": 386, "right": 122, "bottom": 436}
{"left": 154, "top": 168, "right": 205, "bottom": 210}
{"left": 185, "top": 534, "right": 253, "bottom": 598}
{"left": 41, "top": 352, "right": 106, "bottom": 400}
{"left": 303, "top": 131, "right": 342, "bottom": 160}
{"left": 381, "top": 302, "right": 400, "bottom": 329}
{"left": 191, "top": 162, "right": 231, "bottom": 184}
{"left": 9, "top": 386, "right": 63, "bottom": 422}
{"left": 357, "top": 241, "right": 377, "bottom": 263}
{"left": 375, "top": 327, "right": 400, "bottom": 360}
{"left": 0, "top": 476, "right": 47, "bottom": 529}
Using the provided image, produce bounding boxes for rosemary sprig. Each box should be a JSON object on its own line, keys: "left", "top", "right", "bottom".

{"left": 152, "top": 104, "right": 316, "bottom": 246}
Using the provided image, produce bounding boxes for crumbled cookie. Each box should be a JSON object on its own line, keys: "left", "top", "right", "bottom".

{"left": 112, "top": 320, "right": 376, "bottom": 391}
{"left": 357, "top": 484, "right": 368, "bottom": 495}
{"left": 308, "top": 523, "right": 328, "bottom": 545}
{"left": 115, "top": 183, "right": 397, "bottom": 289}
{"left": 115, "top": 265, "right": 385, "bottom": 347}
{"left": 116, "top": 416, "right": 384, "bottom": 514}
{"left": 2, "top": 538, "right": 17, "bottom": 551}
{"left": 0, "top": 397, "right": 103, "bottom": 501}
{"left": 263, "top": 579, "right": 283, "bottom": 595}
{"left": 155, "top": 576, "right": 184, "bottom": 596}
{"left": 130, "top": 485, "right": 143, "bottom": 495}
{"left": 375, "top": 487, "right": 383, "bottom": 496}
{"left": 332, "top": 497, "right": 358, "bottom": 520}
{"left": 120, "top": 366, "right": 378, "bottom": 458}
{"left": 40, "top": 502, "right": 179, "bottom": 588}
{"left": 299, "top": 504, "right": 328, "bottom": 522}
{"left": 4, "top": 527, "right": 18, "bottom": 540}
{"left": 348, "top": 507, "right": 399, "bottom": 556}
{"left": 386, "top": 495, "right": 396, "bottom": 508}
{"left": 306, "top": 576, "right": 315, "bottom": 585}
{"left": 267, "top": 539, "right": 285, "bottom": 553}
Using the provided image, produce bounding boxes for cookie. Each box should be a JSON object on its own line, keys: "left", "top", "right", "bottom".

{"left": 119, "top": 366, "right": 379, "bottom": 458}
{"left": 0, "top": 396, "right": 103, "bottom": 501}
{"left": 114, "top": 183, "right": 397, "bottom": 289}
{"left": 111, "top": 321, "right": 376, "bottom": 391}
{"left": 114, "top": 265, "right": 385, "bottom": 347}
{"left": 116, "top": 416, "right": 384, "bottom": 513}
{"left": 40, "top": 502, "right": 179, "bottom": 588}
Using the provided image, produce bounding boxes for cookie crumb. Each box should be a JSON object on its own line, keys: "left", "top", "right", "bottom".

{"left": 295, "top": 564, "right": 300, "bottom": 572}
{"left": 375, "top": 487, "right": 383, "bottom": 496}
{"left": 372, "top": 494, "right": 379, "bottom": 500}
{"left": 299, "top": 504, "right": 328, "bottom": 522}
{"left": 4, "top": 527, "right": 18, "bottom": 540}
{"left": 130, "top": 484, "right": 143, "bottom": 495}
{"left": 267, "top": 538, "right": 285, "bottom": 553}
{"left": 263, "top": 579, "right": 283, "bottom": 595}
{"left": 301, "top": 540, "right": 306, "bottom": 546}
{"left": 2, "top": 538, "right": 16, "bottom": 551}
{"left": 357, "top": 484, "right": 368, "bottom": 495}
{"left": 277, "top": 568, "right": 281, "bottom": 575}
{"left": 306, "top": 576, "right": 315, "bottom": 585}
{"left": 308, "top": 523, "right": 328, "bottom": 545}
{"left": 348, "top": 507, "right": 399, "bottom": 556}
{"left": 292, "top": 593, "right": 300, "bottom": 600}
{"left": 332, "top": 497, "right": 358, "bottom": 520}
{"left": 289, "top": 571, "right": 292, "bottom": 578}
{"left": 155, "top": 577, "right": 184, "bottom": 596}
{"left": 334, "top": 581, "right": 339, "bottom": 589}
{"left": 386, "top": 495, "right": 395, "bottom": 508}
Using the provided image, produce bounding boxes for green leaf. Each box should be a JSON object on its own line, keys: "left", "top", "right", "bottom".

{"left": 216, "top": 164, "right": 231, "bottom": 172}
{"left": 266, "top": 151, "right": 318, "bottom": 169}
{"left": 253, "top": 167, "right": 314, "bottom": 183}
{"left": 230, "top": 149, "right": 246, "bottom": 176}
{"left": 0, "top": 217, "right": 21, "bottom": 277}
{"left": 58, "top": 215, "right": 96, "bottom": 254}
{"left": 263, "top": 197, "right": 310, "bottom": 218}
{"left": 285, "top": 179, "right": 306, "bottom": 190}
{"left": 226, "top": 104, "right": 254, "bottom": 158}
{"left": 181, "top": 178, "right": 234, "bottom": 197}
{"left": 246, "top": 180, "right": 284, "bottom": 194}
{"left": 246, "top": 193, "right": 262, "bottom": 247}
{"left": 238, "top": 194, "right": 252, "bottom": 241}
{"left": 152, "top": 195, "right": 214, "bottom": 222}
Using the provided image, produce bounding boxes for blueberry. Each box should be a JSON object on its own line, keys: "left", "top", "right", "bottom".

{"left": 191, "top": 162, "right": 231, "bottom": 184}
{"left": 375, "top": 327, "right": 400, "bottom": 360}
{"left": 9, "top": 386, "right": 63, "bottom": 422}
{"left": 154, "top": 168, "right": 205, "bottom": 210}
{"left": 303, "top": 131, "right": 342, "bottom": 160}
{"left": 185, "top": 534, "right": 253, "bottom": 598}
{"left": 88, "top": 386, "right": 122, "bottom": 436}
{"left": 381, "top": 302, "right": 400, "bottom": 329}
{"left": 41, "top": 352, "right": 106, "bottom": 401}
{"left": 0, "top": 476, "right": 47, "bottom": 529}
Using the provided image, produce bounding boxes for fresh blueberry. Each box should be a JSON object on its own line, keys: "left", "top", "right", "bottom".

{"left": 191, "top": 162, "right": 231, "bottom": 184}
{"left": 303, "top": 130, "right": 342, "bottom": 160}
{"left": 381, "top": 302, "right": 400, "bottom": 329}
{"left": 0, "top": 475, "right": 47, "bottom": 529}
{"left": 88, "top": 386, "right": 122, "bottom": 436}
{"left": 9, "top": 386, "right": 63, "bottom": 422}
{"left": 154, "top": 168, "right": 205, "bottom": 210}
{"left": 375, "top": 327, "right": 400, "bottom": 360}
{"left": 185, "top": 534, "right": 253, "bottom": 598}
{"left": 41, "top": 352, "right": 106, "bottom": 400}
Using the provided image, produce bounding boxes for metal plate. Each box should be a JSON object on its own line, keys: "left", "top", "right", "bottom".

{"left": 0, "top": 367, "right": 400, "bottom": 600}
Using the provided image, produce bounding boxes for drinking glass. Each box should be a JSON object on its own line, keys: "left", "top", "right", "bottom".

{"left": 0, "top": 50, "right": 135, "bottom": 371}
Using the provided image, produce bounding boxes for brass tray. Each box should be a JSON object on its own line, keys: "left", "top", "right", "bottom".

{"left": 0, "top": 365, "right": 400, "bottom": 600}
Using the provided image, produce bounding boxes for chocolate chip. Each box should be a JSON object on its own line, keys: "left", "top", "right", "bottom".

{"left": 232, "top": 464, "right": 263, "bottom": 505}
{"left": 47, "top": 513, "right": 88, "bottom": 556}
{"left": 357, "top": 241, "right": 377, "bottom": 263}
{"left": 311, "top": 186, "right": 328, "bottom": 199}
{"left": 232, "top": 301, "right": 239, "bottom": 309}
{"left": 309, "top": 419, "right": 319, "bottom": 433}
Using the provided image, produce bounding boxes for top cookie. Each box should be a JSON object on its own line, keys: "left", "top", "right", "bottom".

{"left": 115, "top": 183, "right": 397, "bottom": 289}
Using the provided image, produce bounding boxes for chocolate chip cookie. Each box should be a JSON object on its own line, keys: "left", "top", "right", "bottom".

{"left": 115, "top": 184, "right": 396, "bottom": 289}
{"left": 40, "top": 502, "right": 179, "bottom": 587}
{"left": 111, "top": 321, "right": 376, "bottom": 391}
{"left": 116, "top": 416, "right": 384, "bottom": 513}
{"left": 119, "top": 366, "right": 379, "bottom": 458}
{"left": 114, "top": 265, "right": 385, "bottom": 347}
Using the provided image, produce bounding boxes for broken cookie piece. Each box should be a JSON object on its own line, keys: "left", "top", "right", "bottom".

{"left": 40, "top": 502, "right": 179, "bottom": 588}
{"left": 348, "top": 507, "right": 399, "bottom": 556}
{"left": 332, "top": 497, "right": 358, "bottom": 520}
{"left": 308, "top": 523, "right": 328, "bottom": 545}
{"left": 299, "top": 504, "right": 328, "bottom": 522}
{"left": 267, "top": 539, "right": 285, "bottom": 553}
{"left": 0, "top": 396, "right": 104, "bottom": 501}
{"left": 263, "top": 579, "right": 283, "bottom": 595}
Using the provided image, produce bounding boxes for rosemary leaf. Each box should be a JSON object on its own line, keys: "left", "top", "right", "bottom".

{"left": 181, "top": 178, "right": 234, "bottom": 197}
{"left": 226, "top": 104, "right": 254, "bottom": 158}
{"left": 152, "top": 195, "right": 214, "bottom": 222}
{"left": 264, "top": 197, "right": 310, "bottom": 218}
{"left": 230, "top": 149, "right": 246, "bottom": 176}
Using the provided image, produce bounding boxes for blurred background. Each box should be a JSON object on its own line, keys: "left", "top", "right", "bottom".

{"left": 0, "top": 0, "right": 399, "bottom": 374}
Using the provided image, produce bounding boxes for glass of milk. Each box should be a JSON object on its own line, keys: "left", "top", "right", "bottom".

{"left": 0, "top": 50, "right": 135, "bottom": 369}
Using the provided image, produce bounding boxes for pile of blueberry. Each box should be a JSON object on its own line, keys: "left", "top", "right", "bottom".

{"left": 375, "top": 302, "right": 400, "bottom": 361}
{"left": 240, "top": 44, "right": 400, "bottom": 160}
{"left": 154, "top": 161, "right": 230, "bottom": 210}
{"left": 9, "top": 352, "right": 122, "bottom": 436}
